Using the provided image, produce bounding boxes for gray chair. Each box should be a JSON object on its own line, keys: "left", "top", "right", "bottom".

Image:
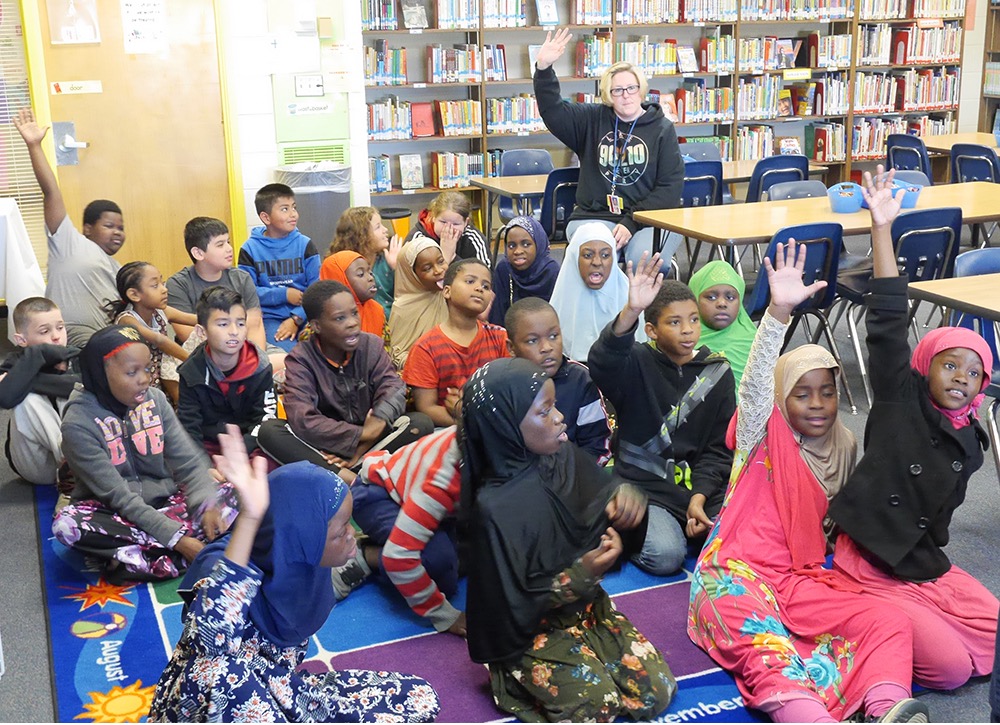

{"left": 765, "top": 180, "right": 828, "bottom": 201}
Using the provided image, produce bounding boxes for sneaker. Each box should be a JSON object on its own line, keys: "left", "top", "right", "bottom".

{"left": 875, "top": 698, "right": 930, "bottom": 723}
{"left": 331, "top": 545, "right": 373, "bottom": 601}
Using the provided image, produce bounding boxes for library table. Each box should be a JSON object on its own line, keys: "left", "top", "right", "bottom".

{"left": 633, "top": 181, "right": 1000, "bottom": 275}
{"left": 922, "top": 132, "right": 999, "bottom": 154}
{"left": 470, "top": 160, "right": 828, "bottom": 257}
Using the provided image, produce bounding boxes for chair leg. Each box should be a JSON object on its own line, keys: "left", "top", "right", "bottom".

{"left": 814, "top": 310, "right": 858, "bottom": 415}
{"left": 848, "top": 303, "right": 873, "bottom": 409}
{"left": 987, "top": 399, "right": 1000, "bottom": 482}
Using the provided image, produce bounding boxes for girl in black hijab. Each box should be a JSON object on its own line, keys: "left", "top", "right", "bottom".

{"left": 461, "top": 357, "right": 676, "bottom": 722}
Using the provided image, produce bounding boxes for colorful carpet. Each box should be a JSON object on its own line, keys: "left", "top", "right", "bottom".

{"left": 36, "top": 484, "right": 762, "bottom": 723}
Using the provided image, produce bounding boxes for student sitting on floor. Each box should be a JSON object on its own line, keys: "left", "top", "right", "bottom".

{"left": 319, "top": 250, "right": 385, "bottom": 338}
{"left": 403, "top": 258, "right": 509, "bottom": 427}
{"left": 149, "top": 427, "right": 440, "bottom": 723}
{"left": 488, "top": 216, "right": 560, "bottom": 326}
{"left": 330, "top": 427, "right": 466, "bottom": 638}
{"left": 689, "top": 260, "right": 757, "bottom": 391}
{"left": 404, "top": 190, "right": 490, "bottom": 268}
{"left": 505, "top": 297, "right": 612, "bottom": 463}
{"left": 550, "top": 222, "right": 644, "bottom": 362}
{"left": 387, "top": 238, "right": 449, "bottom": 368}
{"left": 53, "top": 326, "right": 237, "bottom": 582}
{"left": 166, "top": 217, "right": 270, "bottom": 359}
{"left": 105, "top": 261, "right": 188, "bottom": 404}
{"left": 327, "top": 206, "right": 402, "bottom": 319}
{"left": 238, "top": 183, "right": 320, "bottom": 352}
{"left": 257, "top": 280, "right": 432, "bottom": 471}
{"left": 688, "top": 240, "right": 926, "bottom": 724}
{"left": 177, "top": 287, "right": 274, "bottom": 456}
{"left": 0, "top": 297, "right": 79, "bottom": 486}
{"left": 829, "top": 167, "right": 999, "bottom": 694}
{"left": 588, "top": 254, "right": 735, "bottom": 576}
{"left": 461, "top": 358, "right": 675, "bottom": 722}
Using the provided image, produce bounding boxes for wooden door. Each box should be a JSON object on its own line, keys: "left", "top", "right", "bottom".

{"left": 34, "top": 0, "right": 230, "bottom": 278}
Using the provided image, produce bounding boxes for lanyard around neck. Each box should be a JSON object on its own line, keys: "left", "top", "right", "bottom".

{"left": 611, "top": 115, "right": 640, "bottom": 190}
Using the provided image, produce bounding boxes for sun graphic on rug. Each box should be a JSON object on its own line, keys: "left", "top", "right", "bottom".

{"left": 74, "top": 681, "right": 155, "bottom": 723}
{"left": 61, "top": 578, "right": 136, "bottom": 611}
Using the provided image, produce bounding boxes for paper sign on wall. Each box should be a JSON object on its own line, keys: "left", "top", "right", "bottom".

{"left": 47, "top": 0, "right": 101, "bottom": 44}
{"left": 51, "top": 80, "right": 104, "bottom": 94}
{"left": 121, "top": 0, "right": 166, "bottom": 54}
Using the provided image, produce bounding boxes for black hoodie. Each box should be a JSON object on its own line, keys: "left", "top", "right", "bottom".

{"left": 534, "top": 65, "right": 685, "bottom": 235}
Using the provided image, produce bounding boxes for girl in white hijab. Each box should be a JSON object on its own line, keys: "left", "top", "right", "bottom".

{"left": 549, "top": 222, "right": 646, "bottom": 362}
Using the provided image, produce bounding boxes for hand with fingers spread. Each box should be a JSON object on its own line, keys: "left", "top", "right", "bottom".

{"left": 13, "top": 108, "right": 49, "bottom": 147}
{"left": 534, "top": 28, "right": 573, "bottom": 71}
{"left": 213, "top": 424, "right": 271, "bottom": 567}
{"left": 861, "top": 164, "right": 901, "bottom": 230}
{"left": 763, "top": 239, "right": 828, "bottom": 324}
{"left": 612, "top": 251, "right": 664, "bottom": 335}
{"left": 385, "top": 234, "right": 403, "bottom": 271}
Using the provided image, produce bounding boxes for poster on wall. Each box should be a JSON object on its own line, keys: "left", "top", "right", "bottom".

{"left": 121, "top": 0, "right": 166, "bottom": 54}
{"left": 47, "top": 0, "right": 101, "bottom": 44}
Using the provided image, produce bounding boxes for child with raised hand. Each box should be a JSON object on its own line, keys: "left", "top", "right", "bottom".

{"left": 149, "top": 426, "right": 440, "bottom": 723}
{"left": 550, "top": 222, "right": 644, "bottom": 362}
{"left": 688, "top": 260, "right": 757, "bottom": 390}
{"left": 387, "top": 238, "right": 449, "bottom": 368}
{"left": 54, "top": 326, "right": 236, "bottom": 582}
{"left": 405, "top": 190, "right": 490, "bottom": 268}
{"left": 828, "top": 166, "right": 999, "bottom": 693}
{"left": 319, "top": 250, "right": 385, "bottom": 337}
{"left": 461, "top": 358, "right": 674, "bottom": 722}
{"left": 505, "top": 297, "right": 612, "bottom": 463}
{"left": 105, "top": 261, "right": 188, "bottom": 404}
{"left": 328, "top": 206, "right": 402, "bottom": 318}
{"left": 489, "top": 216, "right": 561, "bottom": 326}
{"left": 403, "top": 258, "right": 509, "bottom": 426}
{"left": 687, "top": 240, "right": 925, "bottom": 723}
{"left": 588, "top": 251, "right": 735, "bottom": 576}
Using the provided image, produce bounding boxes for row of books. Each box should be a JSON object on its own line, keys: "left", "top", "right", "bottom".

{"left": 734, "top": 125, "right": 775, "bottom": 159}
{"left": 427, "top": 43, "right": 482, "bottom": 83}
{"left": 369, "top": 155, "right": 394, "bottom": 192}
{"left": 850, "top": 114, "right": 953, "bottom": 158}
{"left": 852, "top": 68, "right": 959, "bottom": 112}
{"left": 681, "top": 0, "right": 739, "bottom": 21}
{"left": 739, "top": 0, "right": 851, "bottom": 19}
{"left": 615, "top": 37, "right": 683, "bottom": 76}
{"left": 483, "top": 0, "right": 528, "bottom": 26}
{"left": 809, "top": 33, "right": 853, "bottom": 69}
{"left": 362, "top": 0, "right": 399, "bottom": 30}
{"left": 675, "top": 80, "right": 735, "bottom": 122}
{"left": 576, "top": 32, "right": 614, "bottom": 78}
{"left": 805, "top": 122, "right": 847, "bottom": 160}
{"left": 484, "top": 44, "right": 510, "bottom": 81}
{"left": 985, "top": 61, "right": 1000, "bottom": 96}
{"left": 437, "top": 0, "right": 480, "bottom": 27}
{"left": 485, "top": 94, "right": 546, "bottom": 133}
{"left": 575, "top": 0, "right": 614, "bottom": 23}
{"left": 909, "top": 0, "right": 965, "bottom": 16}
{"left": 368, "top": 97, "right": 414, "bottom": 140}
{"left": 616, "top": 0, "right": 681, "bottom": 24}
{"left": 858, "top": 0, "right": 964, "bottom": 18}
{"left": 365, "top": 42, "right": 408, "bottom": 86}
{"left": 368, "top": 97, "right": 484, "bottom": 139}
{"left": 886, "top": 23, "right": 962, "bottom": 65}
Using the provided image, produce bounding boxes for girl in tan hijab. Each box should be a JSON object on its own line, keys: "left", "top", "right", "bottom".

{"left": 387, "top": 239, "right": 448, "bottom": 368}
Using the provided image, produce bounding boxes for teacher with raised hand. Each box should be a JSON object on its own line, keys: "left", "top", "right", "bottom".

{"left": 533, "top": 28, "right": 685, "bottom": 270}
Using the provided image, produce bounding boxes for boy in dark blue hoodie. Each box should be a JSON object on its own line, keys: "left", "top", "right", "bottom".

{"left": 238, "top": 183, "right": 320, "bottom": 352}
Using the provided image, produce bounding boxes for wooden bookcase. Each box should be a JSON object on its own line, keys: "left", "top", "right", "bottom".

{"left": 363, "top": 0, "right": 968, "bottom": 209}
{"left": 979, "top": 0, "right": 1000, "bottom": 134}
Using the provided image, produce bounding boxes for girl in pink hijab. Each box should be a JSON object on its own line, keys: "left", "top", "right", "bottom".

{"left": 828, "top": 167, "right": 998, "bottom": 696}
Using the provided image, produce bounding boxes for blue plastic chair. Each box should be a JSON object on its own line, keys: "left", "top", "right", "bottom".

{"left": 891, "top": 169, "right": 932, "bottom": 187}
{"left": 745, "top": 154, "right": 809, "bottom": 203}
{"left": 538, "top": 166, "right": 579, "bottom": 243}
{"left": 949, "top": 247, "right": 1000, "bottom": 477}
{"left": 836, "top": 207, "right": 962, "bottom": 407}
{"left": 885, "top": 134, "right": 933, "bottom": 185}
{"left": 744, "top": 221, "right": 856, "bottom": 412}
{"left": 949, "top": 143, "right": 1000, "bottom": 247}
{"left": 681, "top": 160, "right": 723, "bottom": 207}
{"left": 679, "top": 142, "right": 734, "bottom": 204}
{"left": 497, "top": 149, "right": 554, "bottom": 223}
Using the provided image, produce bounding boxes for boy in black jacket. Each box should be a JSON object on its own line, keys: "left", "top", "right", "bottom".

{"left": 589, "top": 253, "right": 735, "bottom": 576}
{"left": 0, "top": 297, "right": 80, "bottom": 486}
{"left": 177, "top": 287, "right": 274, "bottom": 454}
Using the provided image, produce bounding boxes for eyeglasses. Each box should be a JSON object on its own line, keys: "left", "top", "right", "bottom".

{"left": 609, "top": 84, "right": 640, "bottom": 97}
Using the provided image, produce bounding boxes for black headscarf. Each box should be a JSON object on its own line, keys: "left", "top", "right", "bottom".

{"left": 461, "top": 358, "right": 615, "bottom": 664}
{"left": 80, "top": 325, "right": 147, "bottom": 418}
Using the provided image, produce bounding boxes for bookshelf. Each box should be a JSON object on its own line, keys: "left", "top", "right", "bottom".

{"left": 979, "top": 0, "right": 1000, "bottom": 135}
{"left": 362, "top": 0, "right": 969, "bottom": 207}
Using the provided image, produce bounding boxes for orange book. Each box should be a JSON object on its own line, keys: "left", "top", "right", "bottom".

{"left": 411, "top": 102, "right": 436, "bottom": 137}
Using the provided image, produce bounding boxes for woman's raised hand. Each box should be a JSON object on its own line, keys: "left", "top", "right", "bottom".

{"left": 763, "top": 239, "right": 827, "bottom": 322}
{"left": 534, "top": 28, "right": 572, "bottom": 71}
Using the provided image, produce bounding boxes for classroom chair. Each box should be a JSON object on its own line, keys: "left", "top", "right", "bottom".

{"left": 949, "top": 143, "right": 1000, "bottom": 247}
{"left": 538, "top": 166, "right": 579, "bottom": 243}
{"left": 885, "top": 134, "right": 933, "bottom": 185}
{"left": 764, "top": 179, "right": 827, "bottom": 201}
{"left": 744, "top": 221, "right": 857, "bottom": 413}
{"left": 745, "top": 154, "right": 809, "bottom": 203}
{"left": 835, "top": 207, "right": 962, "bottom": 408}
{"left": 950, "top": 247, "right": 1000, "bottom": 478}
{"left": 678, "top": 160, "right": 724, "bottom": 274}
{"left": 497, "top": 148, "right": 554, "bottom": 224}
{"left": 679, "top": 142, "right": 734, "bottom": 203}
{"left": 890, "top": 170, "right": 932, "bottom": 187}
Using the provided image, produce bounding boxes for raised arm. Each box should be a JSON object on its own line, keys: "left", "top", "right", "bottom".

{"left": 13, "top": 109, "right": 67, "bottom": 234}
{"left": 533, "top": 29, "right": 590, "bottom": 152}
{"left": 735, "top": 240, "right": 828, "bottom": 451}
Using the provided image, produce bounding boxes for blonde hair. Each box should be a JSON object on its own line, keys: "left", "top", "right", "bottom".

{"left": 428, "top": 190, "right": 471, "bottom": 220}
{"left": 599, "top": 62, "right": 649, "bottom": 107}
{"left": 331, "top": 206, "right": 379, "bottom": 258}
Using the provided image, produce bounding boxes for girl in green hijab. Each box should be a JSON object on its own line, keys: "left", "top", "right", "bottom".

{"left": 689, "top": 261, "right": 757, "bottom": 390}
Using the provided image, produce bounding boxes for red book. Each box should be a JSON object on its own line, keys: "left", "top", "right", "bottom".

{"left": 411, "top": 102, "right": 437, "bottom": 137}
{"left": 892, "top": 28, "right": 913, "bottom": 65}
